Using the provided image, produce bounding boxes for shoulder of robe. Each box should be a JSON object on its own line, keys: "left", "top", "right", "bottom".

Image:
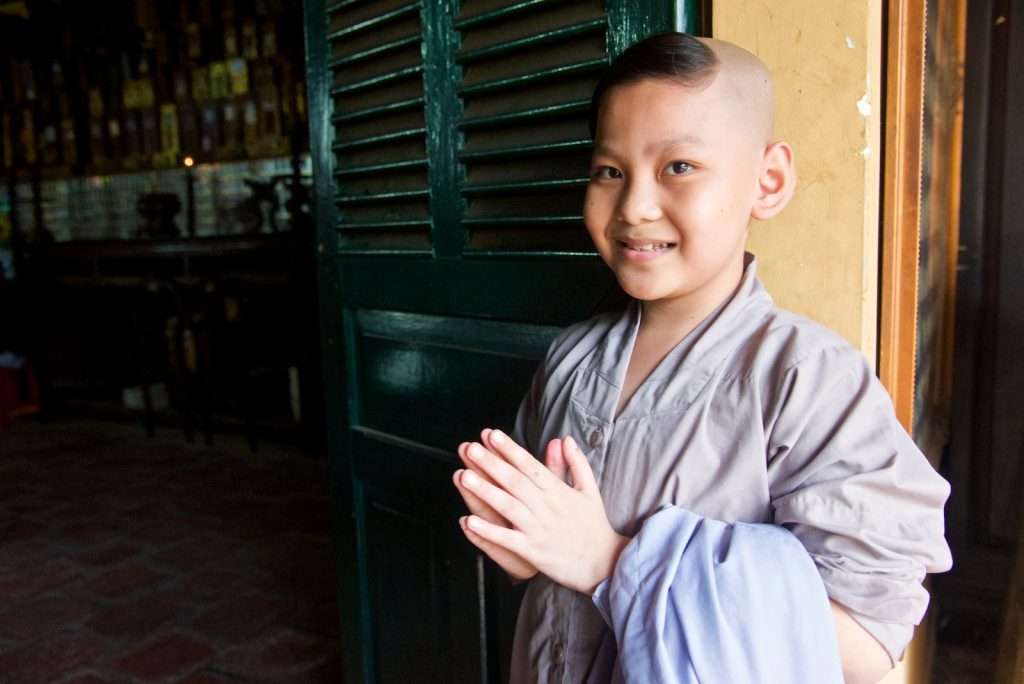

{"left": 747, "top": 306, "right": 867, "bottom": 376}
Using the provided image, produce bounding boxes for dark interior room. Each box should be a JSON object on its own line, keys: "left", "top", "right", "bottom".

{"left": 1, "top": 1, "right": 340, "bottom": 681}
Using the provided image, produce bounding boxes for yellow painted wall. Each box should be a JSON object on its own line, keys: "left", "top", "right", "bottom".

{"left": 714, "top": 0, "right": 882, "bottom": 360}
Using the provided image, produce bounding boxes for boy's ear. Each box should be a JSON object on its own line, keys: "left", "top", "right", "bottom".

{"left": 751, "top": 141, "right": 796, "bottom": 221}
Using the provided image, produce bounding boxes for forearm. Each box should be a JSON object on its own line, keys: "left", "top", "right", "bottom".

{"left": 830, "top": 601, "right": 893, "bottom": 684}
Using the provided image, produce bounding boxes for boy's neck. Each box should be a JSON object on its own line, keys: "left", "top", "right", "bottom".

{"left": 637, "top": 259, "right": 746, "bottom": 343}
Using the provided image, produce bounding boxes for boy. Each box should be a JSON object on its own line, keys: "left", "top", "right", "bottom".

{"left": 452, "top": 33, "right": 951, "bottom": 683}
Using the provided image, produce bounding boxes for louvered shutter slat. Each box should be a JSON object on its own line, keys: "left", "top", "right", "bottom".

{"left": 455, "top": 0, "right": 610, "bottom": 254}
{"left": 327, "top": 1, "right": 432, "bottom": 250}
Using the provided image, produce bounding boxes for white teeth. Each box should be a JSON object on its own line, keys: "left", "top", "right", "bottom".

{"left": 624, "top": 242, "right": 671, "bottom": 251}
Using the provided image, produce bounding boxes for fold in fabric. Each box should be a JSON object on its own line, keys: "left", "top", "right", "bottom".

{"left": 592, "top": 506, "right": 844, "bottom": 684}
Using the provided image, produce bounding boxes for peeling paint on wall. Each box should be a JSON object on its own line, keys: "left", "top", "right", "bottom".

{"left": 857, "top": 92, "right": 872, "bottom": 117}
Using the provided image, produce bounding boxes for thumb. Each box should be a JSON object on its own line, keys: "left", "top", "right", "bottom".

{"left": 563, "top": 436, "right": 598, "bottom": 494}
{"left": 544, "top": 438, "right": 568, "bottom": 483}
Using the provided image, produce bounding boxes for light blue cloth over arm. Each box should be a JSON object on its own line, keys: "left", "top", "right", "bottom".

{"left": 592, "top": 506, "right": 844, "bottom": 684}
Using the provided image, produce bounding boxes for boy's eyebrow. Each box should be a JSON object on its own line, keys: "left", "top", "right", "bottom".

{"left": 644, "top": 136, "right": 705, "bottom": 153}
{"left": 592, "top": 136, "right": 705, "bottom": 157}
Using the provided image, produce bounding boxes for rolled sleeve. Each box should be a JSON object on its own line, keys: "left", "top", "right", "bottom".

{"left": 591, "top": 506, "right": 844, "bottom": 683}
{"left": 767, "top": 346, "right": 952, "bottom": 662}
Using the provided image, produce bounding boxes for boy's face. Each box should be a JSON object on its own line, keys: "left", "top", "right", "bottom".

{"left": 584, "top": 77, "right": 766, "bottom": 310}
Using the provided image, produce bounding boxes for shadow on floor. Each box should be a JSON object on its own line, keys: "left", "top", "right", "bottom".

{"left": 0, "top": 418, "right": 342, "bottom": 683}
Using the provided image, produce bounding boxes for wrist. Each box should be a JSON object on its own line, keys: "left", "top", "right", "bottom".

{"left": 587, "top": 531, "right": 631, "bottom": 594}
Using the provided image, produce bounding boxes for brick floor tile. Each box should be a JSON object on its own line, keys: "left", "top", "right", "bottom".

{"left": 214, "top": 627, "right": 338, "bottom": 681}
{"left": 87, "top": 593, "right": 181, "bottom": 638}
{"left": 303, "top": 653, "right": 345, "bottom": 683}
{"left": 191, "top": 593, "right": 287, "bottom": 642}
{"left": 60, "top": 673, "right": 125, "bottom": 684}
{"left": 152, "top": 536, "right": 238, "bottom": 574}
{"left": 113, "top": 632, "right": 215, "bottom": 680}
{"left": 0, "top": 540, "right": 57, "bottom": 568}
{"left": 0, "top": 517, "right": 44, "bottom": 543}
{"left": 74, "top": 543, "right": 142, "bottom": 567}
{"left": 0, "top": 559, "right": 82, "bottom": 601}
{"left": 182, "top": 568, "right": 243, "bottom": 601}
{"left": 0, "top": 594, "right": 97, "bottom": 641}
{"left": 131, "top": 520, "right": 193, "bottom": 547}
{"left": 173, "top": 670, "right": 238, "bottom": 684}
{"left": 83, "top": 563, "right": 168, "bottom": 599}
{"left": 285, "top": 597, "right": 340, "bottom": 638}
{"left": 0, "top": 630, "right": 109, "bottom": 683}
{"left": 59, "top": 517, "right": 133, "bottom": 548}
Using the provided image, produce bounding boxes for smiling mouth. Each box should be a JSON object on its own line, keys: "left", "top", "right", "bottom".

{"left": 617, "top": 240, "right": 677, "bottom": 252}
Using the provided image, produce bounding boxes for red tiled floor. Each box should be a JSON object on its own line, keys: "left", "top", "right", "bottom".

{"left": 191, "top": 593, "right": 289, "bottom": 643}
{"left": 0, "top": 630, "right": 112, "bottom": 683}
{"left": 1, "top": 418, "right": 341, "bottom": 683}
{"left": 83, "top": 563, "right": 170, "bottom": 599}
{"left": 75, "top": 543, "right": 144, "bottom": 567}
{"left": 113, "top": 632, "right": 215, "bottom": 680}
{"left": 87, "top": 593, "right": 182, "bottom": 639}
{"left": 0, "top": 594, "right": 96, "bottom": 641}
{"left": 60, "top": 675, "right": 124, "bottom": 684}
{"left": 213, "top": 627, "right": 339, "bottom": 682}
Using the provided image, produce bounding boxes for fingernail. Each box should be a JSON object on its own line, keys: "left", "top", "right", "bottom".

{"left": 467, "top": 517, "right": 481, "bottom": 530}
{"left": 566, "top": 436, "right": 577, "bottom": 451}
{"left": 491, "top": 430, "right": 505, "bottom": 444}
{"left": 466, "top": 444, "right": 482, "bottom": 460}
{"left": 463, "top": 471, "right": 479, "bottom": 487}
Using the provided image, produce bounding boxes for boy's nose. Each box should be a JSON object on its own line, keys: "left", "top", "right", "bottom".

{"left": 617, "top": 179, "right": 664, "bottom": 225}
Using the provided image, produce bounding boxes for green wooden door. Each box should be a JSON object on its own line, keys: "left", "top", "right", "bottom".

{"left": 304, "top": 2, "right": 702, "bottom": 682}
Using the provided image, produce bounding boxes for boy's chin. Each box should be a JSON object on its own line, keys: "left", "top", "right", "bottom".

{"left": 616, "top": 280, "right": 673, "bottom": 303}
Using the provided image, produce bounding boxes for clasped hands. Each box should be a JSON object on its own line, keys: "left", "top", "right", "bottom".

{"left": 452, "top": 428, "right": 630, "bottom": 595}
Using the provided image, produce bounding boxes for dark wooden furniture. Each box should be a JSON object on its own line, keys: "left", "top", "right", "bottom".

{"left": 21, "top": 232, "right": 320, "bottom": 448}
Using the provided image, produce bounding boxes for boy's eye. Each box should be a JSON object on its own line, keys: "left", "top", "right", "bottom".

{"left": 591, "top": 166, "right": 622, "bottom": 180}
{"left": 664, "top": 161, "right": 693, "bottom": 176}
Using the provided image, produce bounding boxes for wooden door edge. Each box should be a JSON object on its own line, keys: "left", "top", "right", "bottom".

{"left": 879, "top": 0, "right": 926, "bottom": 433}
{"left": 878, "top": 1, "right": 928, "bottom": 683}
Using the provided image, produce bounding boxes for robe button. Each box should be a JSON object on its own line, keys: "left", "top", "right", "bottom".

{"left": 552, "top": 641, "right": 565, "bottom": 663}
{"left": 588, "top": 429, "right": 604, "bottom": 448}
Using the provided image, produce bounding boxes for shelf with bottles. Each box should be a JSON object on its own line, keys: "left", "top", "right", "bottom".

{"left": 0, "top": 0, "right": 309, "bottom": 181}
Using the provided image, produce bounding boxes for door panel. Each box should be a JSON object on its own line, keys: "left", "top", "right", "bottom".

{"left": 305, "top": 1, "right": 703, "bottom": 681}
{"left": 353, "top": 308, "right": 561, "bottom": 450}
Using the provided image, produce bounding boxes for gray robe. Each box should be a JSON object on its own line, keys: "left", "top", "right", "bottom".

{"left": 509, "top": 255, "right": 952, "bottom": 683}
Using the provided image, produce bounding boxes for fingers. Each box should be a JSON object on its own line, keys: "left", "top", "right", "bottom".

{"left": 463, "top": 441, "right": 547, "bottom": 513}
{"left": 562, "top": 435, "right": 599, "bottom": 494}
{"left": 455, "top": 469, "right": 534, "bottom": 531}
{"left": 462, "top": 514, "right": 530, "bottom": 560}
{"left": 458, "top": 517, "right": 537, "bottom": 582}
{"left": 457, "top": 442, "right": 498, "bottom": 485}
{"left": 544, "top": 438, "right": 568, "bottom": 483}
{"left": 486, "top": 429, "right": 559, "bottom": 490}
{"left": 452, "top": 469, "right": 504, "bottom": 523}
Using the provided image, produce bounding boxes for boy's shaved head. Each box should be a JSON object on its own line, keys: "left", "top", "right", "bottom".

{"left": 696, "top": 38, "right": 775, "bottom": 145}
{"left": 589, "top": 33, "right": 776, "bottom": 146}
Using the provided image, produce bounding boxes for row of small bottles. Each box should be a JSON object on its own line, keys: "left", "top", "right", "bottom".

{"left": 0, "top": 0, "right": 306, "bottom": 174}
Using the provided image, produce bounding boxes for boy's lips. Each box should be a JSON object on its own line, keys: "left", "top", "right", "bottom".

{"left": 616, "top": 238, "right": 677, "bottom": 261}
